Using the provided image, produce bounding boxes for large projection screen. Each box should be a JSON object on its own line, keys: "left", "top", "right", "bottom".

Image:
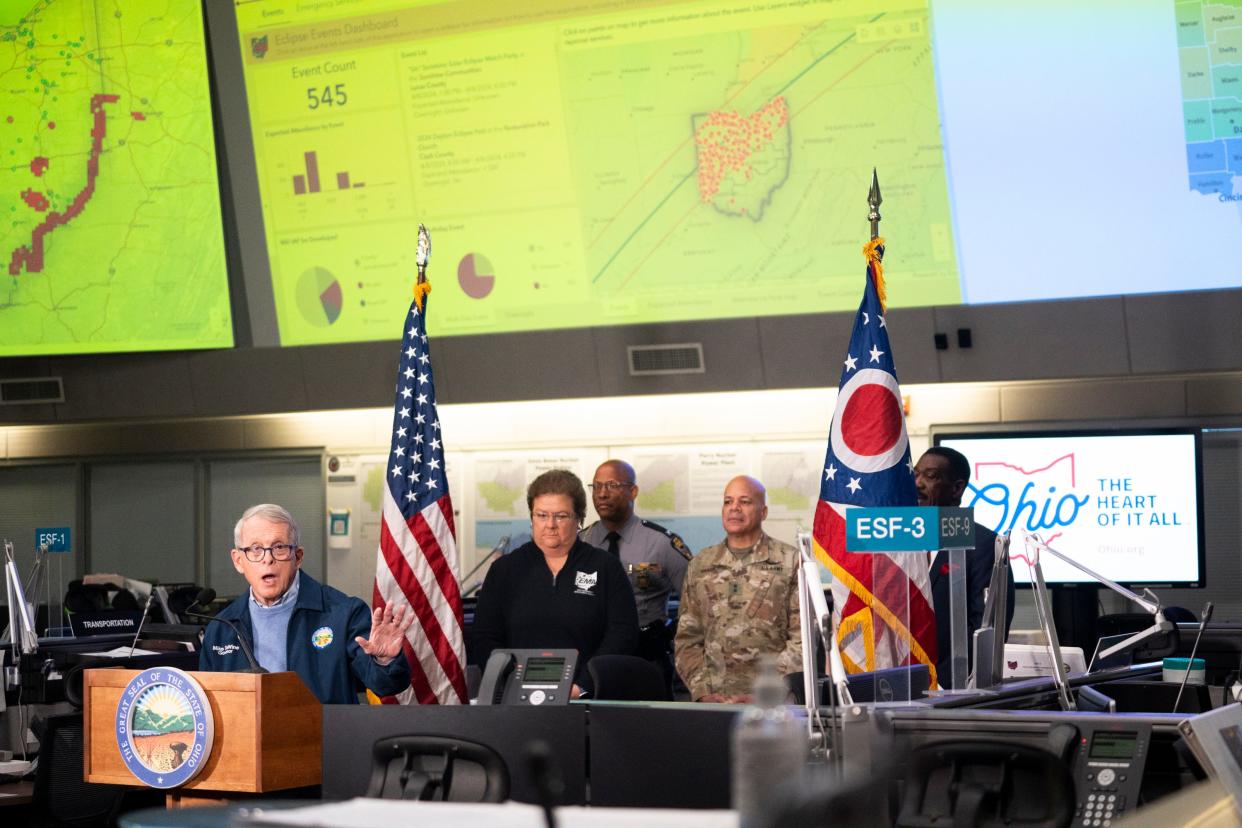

{"left": 0, "top": 1, "right": 233, "bottom": 356}
{"left": 231, "top": 0, "right": 1242, "bottom": 346}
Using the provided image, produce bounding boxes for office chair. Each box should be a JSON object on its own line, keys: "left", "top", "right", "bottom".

{"left": 63, "top": 582, "right": 111, "bottom": 614}
{"left": 587, "top": 654, "right": 672, "bottom": 701}
{"left": 29, "top": 713, "right": 134, "bottom": 827}
{"left": 896, "top": 741, "right": 1075, "bottom": 828}
{"left": 772, "top": 763, "right": 898, "bottom": 828}
{"left": 166, "top": 585, "right": 205, "bottom": 621}
{"left": 366, "top": 735, "right": 510, "bottom": 802}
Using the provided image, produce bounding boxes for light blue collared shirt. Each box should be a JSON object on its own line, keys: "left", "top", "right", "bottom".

{"left": 248, "top": 571, "right": 301, "bottom": 672}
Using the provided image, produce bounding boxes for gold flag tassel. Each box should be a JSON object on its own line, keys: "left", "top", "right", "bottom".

{"left": 863, "top": 236, "right": 886, "bottom": 312}
{"left": 413, "top": 279, "right": 431, "bottom": 313}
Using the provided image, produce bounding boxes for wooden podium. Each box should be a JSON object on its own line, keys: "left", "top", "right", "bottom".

{"left": 83, "top": 669, "right": 321, "bottom": 804}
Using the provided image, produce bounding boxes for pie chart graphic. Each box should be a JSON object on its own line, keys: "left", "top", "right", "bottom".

{"left": 457, "top": 253, "right": 496, "bottom": 299}
{"left": 295, "top": 267, "right": 343, "bottom": 327}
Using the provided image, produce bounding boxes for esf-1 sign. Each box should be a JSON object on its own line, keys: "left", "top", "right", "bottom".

{"left": 846, "top": 507, "right": 975, "bottom": 552}
{"left": 36, "top": 527, "right": 71, "bottom": 552}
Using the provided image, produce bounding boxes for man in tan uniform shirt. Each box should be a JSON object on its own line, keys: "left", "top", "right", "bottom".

{"left": 674, "top": 475, "right": 802, "bottom": 702}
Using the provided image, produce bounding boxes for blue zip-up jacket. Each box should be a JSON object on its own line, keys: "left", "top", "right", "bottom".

{"left": 198, "top": 572, "right": 410, "bottom": 704}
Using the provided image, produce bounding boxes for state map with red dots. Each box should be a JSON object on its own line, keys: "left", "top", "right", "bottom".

{"left": 562, "top": 3, "right": 962, "bottom": 319}
{"left": 0, "top": 0, "right": 232, "bottom": 356}
{"left": 693, "top": 96, "right": 791, "bottom": 220}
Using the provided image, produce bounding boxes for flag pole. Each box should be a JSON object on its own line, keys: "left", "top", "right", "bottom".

{"left": 375, "top": 218, "right": 469, "bottom": 705}
{"left": 865, "top": 169, "right": 887, "bottom": 311}
{"left": 414, "top": 223, "right": 432, "bottom": 310}
{"left": 867, "top": 168, "right": 882, "bottom": 241}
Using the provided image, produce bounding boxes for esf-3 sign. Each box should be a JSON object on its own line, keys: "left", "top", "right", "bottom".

{"left": 846, "top": 507, "right": 975, "bottom": 552}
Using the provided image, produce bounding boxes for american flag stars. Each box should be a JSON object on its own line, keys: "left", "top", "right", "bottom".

{"left": 389, "top": 304, "right": 448, "bottom": 503}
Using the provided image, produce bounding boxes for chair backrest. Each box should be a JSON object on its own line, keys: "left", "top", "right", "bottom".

{"left": 896, "top": 741, "right": 1075, "bottom": 828}
{"left": 367, "top": 735, "right": 510, "bottom": 802}
{"left": 587, "top": 654, "right": 672, "bottom": 702}
{"left": 31, "top": 713, "right": 129, "bottom": 827}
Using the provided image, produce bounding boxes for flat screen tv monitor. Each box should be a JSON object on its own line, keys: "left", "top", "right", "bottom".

{"left": 934, "top": 429, "right": 1204, "bottom": 588}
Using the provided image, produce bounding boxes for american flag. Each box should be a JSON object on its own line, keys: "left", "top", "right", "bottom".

{"left": 372, "top": 287, "right": 468, "bottom": 704}
{"left": 811, "top": 239, "right": 939, "bottom": 688}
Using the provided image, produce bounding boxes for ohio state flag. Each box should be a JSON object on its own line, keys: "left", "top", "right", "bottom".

{"left": 811, "top": 238, "right": 939, "bottom": 687}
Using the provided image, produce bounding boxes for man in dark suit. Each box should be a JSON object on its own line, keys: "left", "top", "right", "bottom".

{"left": 915, "top": 447, "right": 1016, "bottom": 689}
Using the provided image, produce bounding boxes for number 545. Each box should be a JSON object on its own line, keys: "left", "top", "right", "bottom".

{"left": 307, "top": 84, "right": 347, "bottom": 109}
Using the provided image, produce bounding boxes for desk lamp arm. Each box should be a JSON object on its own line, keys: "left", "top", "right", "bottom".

{"left": 1022, "top": 532, "right": 1171, "bottom": 670}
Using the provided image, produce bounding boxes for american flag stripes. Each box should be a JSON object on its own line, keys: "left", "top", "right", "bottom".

{"left": 812, "top": 239, "right": 939, "bottom": 688}
{"left": 372, "top": 287, "right": 468, "bottom": 704}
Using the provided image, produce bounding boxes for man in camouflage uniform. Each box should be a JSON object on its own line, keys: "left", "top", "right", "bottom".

{"left": 581, "top": 459, "right": 691, "bottom": 690}
{"left": 674, "top": 475, "right": 802, "bottom": 702}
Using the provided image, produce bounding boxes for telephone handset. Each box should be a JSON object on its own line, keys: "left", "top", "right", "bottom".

{"left": 475, "top": 648, "right": 577, "bottom": 705}
{"left": 477, "top": 651, "right": 517, "bottom": 705}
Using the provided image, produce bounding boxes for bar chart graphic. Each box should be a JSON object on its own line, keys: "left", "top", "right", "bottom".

{"left": 292, "top": 151, "right": 365, "bottom": 195}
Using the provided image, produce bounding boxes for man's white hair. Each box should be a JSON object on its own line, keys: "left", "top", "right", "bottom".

{"left": 234, "top": 503, "right": 300, "bottom": 548}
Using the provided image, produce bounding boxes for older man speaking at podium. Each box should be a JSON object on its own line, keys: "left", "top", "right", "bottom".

{"left": 200, "top": 503, "right": 413, "bottom": 704}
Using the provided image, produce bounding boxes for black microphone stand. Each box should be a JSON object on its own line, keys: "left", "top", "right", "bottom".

{"left": 184, "top": 590, "right": 267, "bottom": 674}
{"left": 1173, "top": 602, "right": 1213, "bottom": 713}
{"left": 126, "top": 591, "right": 157, "bottom": 659}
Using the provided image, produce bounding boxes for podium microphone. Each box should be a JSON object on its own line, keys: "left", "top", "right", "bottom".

{"left": 126, "top": 590, "right": 157, "bottom": 659}
{"left": 1174, "top": 601, "right": 1213, "bottom": 713}
{"left": 183, "top": 588, "right": 268, "bottom": 674}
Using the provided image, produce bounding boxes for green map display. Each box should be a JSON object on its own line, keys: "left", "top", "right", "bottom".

{"left": 1177, "top": 0, "right": 1242, "bottom": 198}
{"left": 1, "top": 1, "right": 232, "bottom": 356}
{"left": 235, "top": 0, "right": 959, "bottom": 345}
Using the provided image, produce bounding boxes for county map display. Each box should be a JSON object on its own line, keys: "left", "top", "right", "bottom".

{"left": 1177, "top": 0, "right": 1242, "bottom": 199}
{"left": 235, "top": 0, "right": 959, "bottom": 346}
{"left": 0, "top": 1, "right": 232, "bottom": 355}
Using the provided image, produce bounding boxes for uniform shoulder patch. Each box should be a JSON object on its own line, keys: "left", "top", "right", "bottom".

{"left": 641, "top": 518, "right": 693, "bottom": 561}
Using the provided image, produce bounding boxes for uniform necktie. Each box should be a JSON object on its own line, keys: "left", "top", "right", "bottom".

{"left": 605, "top": 531, "right": 621, "bottom": 558}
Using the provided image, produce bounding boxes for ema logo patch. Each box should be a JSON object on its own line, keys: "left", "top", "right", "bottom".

{"left": 311, "top": 626, "right": 334, "bottom": 649}
{"left": 573, "top": 570, "right": 598, "bottom": 595}
{"left": 115, "top": 667, "right": 214, "bottom": 789}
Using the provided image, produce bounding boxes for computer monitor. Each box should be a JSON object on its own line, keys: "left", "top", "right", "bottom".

{"left": 935, "top": 429, "right": 1204, "bottom": 588}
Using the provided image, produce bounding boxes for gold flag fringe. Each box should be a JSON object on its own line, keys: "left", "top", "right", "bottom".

{"left": 863, "top": 236, "right": 886, "bottom": 312}
{"left": 413, "top": 280, "right": 432, "bottom": 313}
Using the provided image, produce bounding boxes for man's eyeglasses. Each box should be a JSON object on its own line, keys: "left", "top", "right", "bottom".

{"left": 532, "top": 512, "right": 576, "bottom": 525}
{"left": 589, "top": 481, "right": 633, "bottom": 492}
{"left": 238, "top": 543, "right": 298, "bottom": 562}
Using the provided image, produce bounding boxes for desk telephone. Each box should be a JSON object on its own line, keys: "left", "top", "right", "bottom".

{"left": 1070, "top": 722, "right": 1152, "bottom": 826}
{"left": 476, "top": 649, "right": 577, "bottom": 705}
